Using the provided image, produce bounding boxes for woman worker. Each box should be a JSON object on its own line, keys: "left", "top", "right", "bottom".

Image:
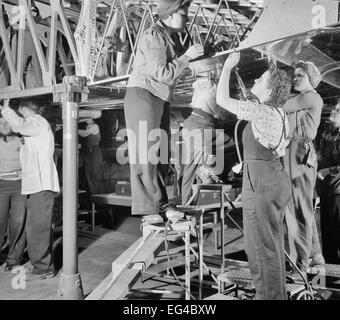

{"left": 282, "top": 61, "right": 325, "bottom": 273}
{"left": 217, "top": 52, "right": 292, "bottom": 300}
{"left": 124, "top": 0, "right": 204, "bottom": 224}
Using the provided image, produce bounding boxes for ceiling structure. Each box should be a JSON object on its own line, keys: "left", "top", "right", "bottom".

{"left": 0, "top": 0, "right": 339, "bottom": 115}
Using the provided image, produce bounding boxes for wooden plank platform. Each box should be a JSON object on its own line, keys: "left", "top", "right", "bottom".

{"left": 102, "top": 270, "right": 141, "bottom": 300}
{"left": 91, "top": 193, "right": 131, "bottom": 207}
{"left": 204, "top": 293, "right": 239, "bottom": 300}
{"left": 131, "top": 237, "right": 165, "bottom": 270}
{"left": 86, "top": 272, "right": 114, "bottom": 300}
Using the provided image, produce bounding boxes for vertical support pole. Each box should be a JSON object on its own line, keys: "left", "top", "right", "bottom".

{"left": 220, "top": 187, "right": 225, "bottom": 275}
{"left": 199, "top": 212, "right": 204, "bottom": 300}
{"left": 91, "top": 202, "right": 96, "bottom": 232}
{"left": 56, "top": 76, "right": 86, "bottom": 300}
{"left": 185, "top": 229, "right": 190, "bottom": 300}
{"left": 213, "top": 211, "right": 218, "bottom": 252}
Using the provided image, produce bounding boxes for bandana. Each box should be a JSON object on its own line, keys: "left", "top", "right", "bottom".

{"left": 157, "top": 0, "right": 190, "bottom": 20}
{"left": 297, "top": 60, "right": 322, "bottom": 89}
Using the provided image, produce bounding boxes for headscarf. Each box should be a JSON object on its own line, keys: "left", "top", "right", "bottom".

{"left": 295, "top": 60, "right": 322, "bottom": 89}
{"left": 156, "top": 0, "right": 191, "bottom": 20}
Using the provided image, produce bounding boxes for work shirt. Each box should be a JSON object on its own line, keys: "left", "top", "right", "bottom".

{"left": 191, "top": 78, "right": 224, "bottom": 120}
{"left": 284, "top": 90, "right": 323, "bottom": 140}
{"left": 79, "top": 123, "right": 101, "bottom": 150}
{"left": 1, "top": 106, "right": 60, "bottom": 195}
{"left": 127, "top": 21, "right": 190, "bottom": 102}
{"left": 0, "top": 136, "right": 22, "bottom": 181}
{"left": 236, "top": 100, "right": 289, "bottom": 158}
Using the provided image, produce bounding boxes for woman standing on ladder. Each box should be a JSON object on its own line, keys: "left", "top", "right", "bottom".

{"left": 124, "top": 0, "right": 204, "bottom": 223}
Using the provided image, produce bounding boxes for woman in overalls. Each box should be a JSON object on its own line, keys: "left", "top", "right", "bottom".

{"left": 217, "top": 52, "right": 292, "bottom": 300}
{"left": 282, "top": 61, "right": 325, "bottom": 273}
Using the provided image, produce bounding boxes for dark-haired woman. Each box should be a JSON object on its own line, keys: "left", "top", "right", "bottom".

{"left": 217, "top": 52, "right": 292, "bottom": 300}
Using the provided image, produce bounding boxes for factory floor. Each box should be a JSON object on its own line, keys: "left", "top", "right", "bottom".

{"left": 0, "top": 207, "right": 141, "bottom": 300}
{"left": 0, "top": 205, "right": 339, "bottom": 300}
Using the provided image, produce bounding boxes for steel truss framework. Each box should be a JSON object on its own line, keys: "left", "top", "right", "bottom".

{"left": 0, "top": 0, "right": 263, "bottom": 102}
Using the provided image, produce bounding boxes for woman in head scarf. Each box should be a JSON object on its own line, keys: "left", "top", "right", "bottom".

{"left": 124, "top": 0, "right": 204, "bottom": 224}
{"left": 282, "top": 60, "right": 326, "bottom": 275}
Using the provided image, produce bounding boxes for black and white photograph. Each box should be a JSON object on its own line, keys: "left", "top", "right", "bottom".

{"left": 0, "top": 0, "right": 340, "bottom": 306}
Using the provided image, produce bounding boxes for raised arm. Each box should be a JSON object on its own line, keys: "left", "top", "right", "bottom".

{"left": 78, "top": 123, "right": 99, "bottom": 138}
{"left": 283, "top": 91, "right": 323, "bottom": 113}
{"left": 216, "top": 52, "right": 241, "bottom": 115}
{"left": 1, "top": 102, "right": 44, "bottom": 136}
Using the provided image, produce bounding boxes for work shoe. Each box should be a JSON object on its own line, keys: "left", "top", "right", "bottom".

{"left": 165, "top": 209, "right": 184, "bottom": 224}
{"left": 4, "top": 263, "right": 21, "bottom": 272}
{"left": 24, "top": 267, "right": 56, "bottom": 281}
{"left": 159, "top": 203, "right": 178, "bottom": 216}
{"left": 142, "top": 214, "right": 164, "bottom": 225}
{"left": 309, "top": 254, "right": 325, "bottom": 267}
{"left": 307, "top": 265, "right": 326, "bottom": 275}
{"left": 307, "top": 254, "right": 326, "bottom": 275}
{"left": 161, "top": 203, "right": 185, "bottom": 224}
{"left": 142, "top": 204, "right": 185, "bottom": 225}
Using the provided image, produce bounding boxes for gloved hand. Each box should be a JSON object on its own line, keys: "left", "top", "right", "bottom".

{"left": 184, "top": 44, "right": 204, "bottom": 60}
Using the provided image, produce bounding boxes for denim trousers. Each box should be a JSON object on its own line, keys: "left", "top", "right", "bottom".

{"left": 26, "top": 191, "right": 55, "bottom": 272}
{"left": 181, "top": 114, "right": 217, "bottom": 205}
{"left": 124, "top": 87, "right": 170, "bottom": 215}
{"left": 242, "top": 159, "right": 291, "bottom": 300}
{"left": 0, "top": 179, "right": 27, "bottom": 265}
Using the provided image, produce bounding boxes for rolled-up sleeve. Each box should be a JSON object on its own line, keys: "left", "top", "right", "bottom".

{"left": 1, "top": 107, "right": 43, "bottom": 136}
{"left": 78, "top": 123, "right": 99, "bottom": 137}
{"left": 142, "top": 30, "right": 190, "bottom": 85}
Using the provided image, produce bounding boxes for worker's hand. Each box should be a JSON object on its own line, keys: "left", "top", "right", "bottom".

{"left": 0, "top": 99, "right": 9, "bottom": 111}
{"left": 317, "top": 168, "right": 331, "bottom": 180}
{"left": 225, "top": 51, "right": 240, "bottom": 68}
{"left": 184, "top": 44, "right": 204, "bottom": 60}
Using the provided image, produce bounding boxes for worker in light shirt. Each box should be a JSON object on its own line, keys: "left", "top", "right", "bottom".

{"left": 181, "top": 56, "right": 225, "bottom": 205}
{"left": 0, "top": 99, "right": 59, "bottom": 281}
{"left": 0, "top": 116, "right": 26, "bottom": 271}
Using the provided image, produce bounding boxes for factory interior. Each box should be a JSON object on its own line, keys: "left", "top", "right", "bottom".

{"left": 0, "top": 0, "right": 340, "bottom": 302}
